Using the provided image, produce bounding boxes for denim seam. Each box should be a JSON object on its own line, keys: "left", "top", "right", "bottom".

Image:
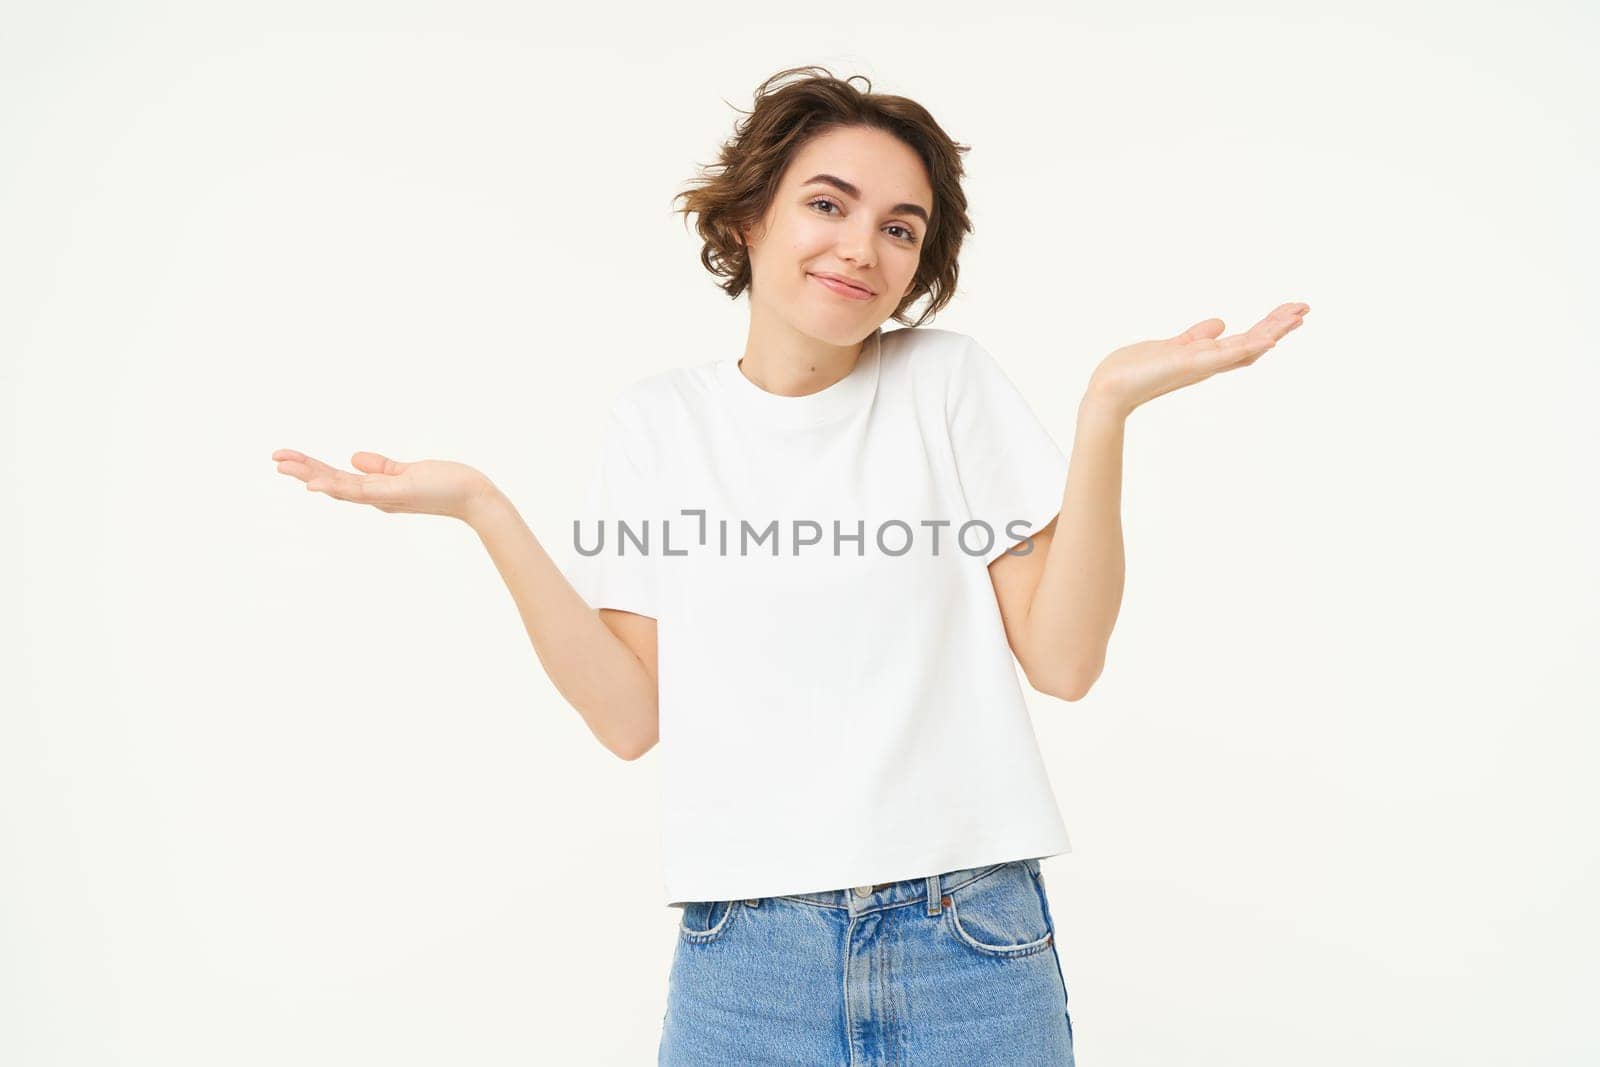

{"left": 942, "top": 896, "right": 1055, "bottom": 959}
{"left": 772, "top": 861, "right": 1012, "bottom": 914}
{"left": 678, "top": 897, "right": 740, "bottom": 942}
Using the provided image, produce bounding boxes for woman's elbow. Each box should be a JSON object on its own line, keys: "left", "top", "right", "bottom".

{"left": 614, "top": 730, "right": 659, "bottom": 762}
{"left": 1030, "top": 657, "right": 1104, "bottom": 702}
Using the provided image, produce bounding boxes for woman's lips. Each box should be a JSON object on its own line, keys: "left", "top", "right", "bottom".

{"left": 810, "top": 273, "right": 875, "bottom": 301}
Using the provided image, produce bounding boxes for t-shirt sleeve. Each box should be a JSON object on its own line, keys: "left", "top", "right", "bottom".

{"left": 947, "top": 337, "right": 1070, "bottom": 566}
{"left": 560, "top": 396, "right": 661, "bottom": 618}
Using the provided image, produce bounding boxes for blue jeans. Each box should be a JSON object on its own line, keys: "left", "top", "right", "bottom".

{"left": 660, "top": 857, "right": 1075, "bottom": 1065}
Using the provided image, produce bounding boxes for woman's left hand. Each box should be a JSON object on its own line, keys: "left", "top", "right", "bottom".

{"left": 1086, "top": 301, "right": 1311, "bottom": 418}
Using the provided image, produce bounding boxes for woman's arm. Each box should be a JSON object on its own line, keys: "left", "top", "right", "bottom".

{"left": 273, "top": 448, "right": 658, "bottom": 760}
{"left": 994, "top": 302, "right": 1311, "bottom": 700}
{"left": 990, "top": 394, "right": 1126, "bottom": 701}
{"left": 466, "top": 488, "right": 659, "bottom": 760}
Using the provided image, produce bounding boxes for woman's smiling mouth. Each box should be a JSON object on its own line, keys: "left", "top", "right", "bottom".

{"left": 810, "top": 272, "right": 876, "bottom": 300}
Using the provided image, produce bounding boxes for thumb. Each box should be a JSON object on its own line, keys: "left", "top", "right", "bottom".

{"left": 1171, "top": 318, "right": 1225, "bottom": 344}
{"left": 351, "top": 451, "right": 406, "bottom": 475}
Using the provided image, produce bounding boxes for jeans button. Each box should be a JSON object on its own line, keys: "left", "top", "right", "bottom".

{"left": 853, "top": 884, "right": 872, "bottom": 898}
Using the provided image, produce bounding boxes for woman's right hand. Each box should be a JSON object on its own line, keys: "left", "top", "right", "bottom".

{"left": 271, "top": 448, "right": 497, "bottom": 522}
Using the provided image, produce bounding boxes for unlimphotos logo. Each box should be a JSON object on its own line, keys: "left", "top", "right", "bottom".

{"left": 574, "top": 509, "right": 1044, "bottom": 559}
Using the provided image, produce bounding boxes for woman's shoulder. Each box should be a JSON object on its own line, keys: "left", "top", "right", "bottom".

{"left": 883, "top": 326, "right": 1000, "bottom": 399}
{"left": 884, "top": 325, "right": 988, "bottom": 373}
{"left": 883, "top": 324, "right": 971, "bottom": 357}
{"left": 603, "top": 360, "right": 720, "bottom": 435}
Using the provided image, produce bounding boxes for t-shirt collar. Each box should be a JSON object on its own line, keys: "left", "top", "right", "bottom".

{"left": 715, "top": 326, "right": 882, "bottom": 430}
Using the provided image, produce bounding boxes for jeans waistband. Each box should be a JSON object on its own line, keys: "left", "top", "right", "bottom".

{"left": 746, "top": 857, "right": 1042, "bottom": 917}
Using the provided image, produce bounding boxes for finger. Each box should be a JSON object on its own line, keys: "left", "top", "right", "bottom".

{"left": 1185, "top": 330, "right": 1274, "bottom": 373}
{"left": 1170, "top": 318, "right": 1225, "bottom": 344}
{"left": 1234, "top": 304, "right": 1304, "bottom": 339}
{"left": 273, "top": 449, "right": 318, "bottom": 482}
{"left": 1171, "top": 303, "right": 1307, "bottom": 376}
{"left": 279, "top": 454, "right": 343, "bottom": 485}
{"left": 352, "top": 451, "right": 406, "bottom": 476}
{"left": 311, "top": 468, "right": 410, "bottom": 509}
{"left": 1255, "top": 302, "right": 1309, "bottom": 336}
{"left": 308, "top": 468, "right": 379, "bottom": 503}
{"left": 1208, "top": 308, "right": 1306, "bottom": 366}
{"left": 306, "top": 469, "right": 359, "bottom": 500}
{"left": 276, "top": 454, "right": 341, "bottom": 483}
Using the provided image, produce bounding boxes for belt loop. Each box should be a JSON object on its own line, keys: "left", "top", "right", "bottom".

{"left": 926, "top": 873, "right": 941, "bottom": 916}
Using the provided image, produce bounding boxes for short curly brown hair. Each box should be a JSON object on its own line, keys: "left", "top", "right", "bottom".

{"left": 672, "top": 66, "right": 973, "bottom": 329}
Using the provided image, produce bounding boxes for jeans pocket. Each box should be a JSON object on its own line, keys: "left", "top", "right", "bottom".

{"left": 677, "top": 898, "right": 741, "bottom": 944}
{"left": 941, "top": 861, "right": 1055, "bottom": 959}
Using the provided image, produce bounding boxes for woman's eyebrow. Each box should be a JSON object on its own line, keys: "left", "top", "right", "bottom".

{"left": 801, "top": 174, "right": 929, "bottom": 225}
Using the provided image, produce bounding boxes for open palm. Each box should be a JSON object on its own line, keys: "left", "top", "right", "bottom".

{"left": 1091, "top": 301, "right": 1311, "bottom": 416}
{"left": 271, "top": 449, "right": 493, "bottom": 521}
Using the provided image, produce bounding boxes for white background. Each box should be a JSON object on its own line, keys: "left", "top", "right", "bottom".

{"left": 5, "top": 3, "right": 1595, "bottom": 1064}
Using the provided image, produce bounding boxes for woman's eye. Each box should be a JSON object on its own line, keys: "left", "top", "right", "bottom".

{"left": 809, "top": 199, "right": 918, "bottom": 243}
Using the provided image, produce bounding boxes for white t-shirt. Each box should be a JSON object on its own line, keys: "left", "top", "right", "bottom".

{"left": 562, "top": 325, "right": 1074, "bottom": 907}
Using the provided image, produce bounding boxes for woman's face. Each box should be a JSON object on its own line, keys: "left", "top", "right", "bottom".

{"left": 741, "top": 125, "right": 932, "bottom": 345}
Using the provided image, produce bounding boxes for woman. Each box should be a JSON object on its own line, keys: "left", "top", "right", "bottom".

{"left": 272, "top": 66, "right": 1308, "bottom": 1065}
